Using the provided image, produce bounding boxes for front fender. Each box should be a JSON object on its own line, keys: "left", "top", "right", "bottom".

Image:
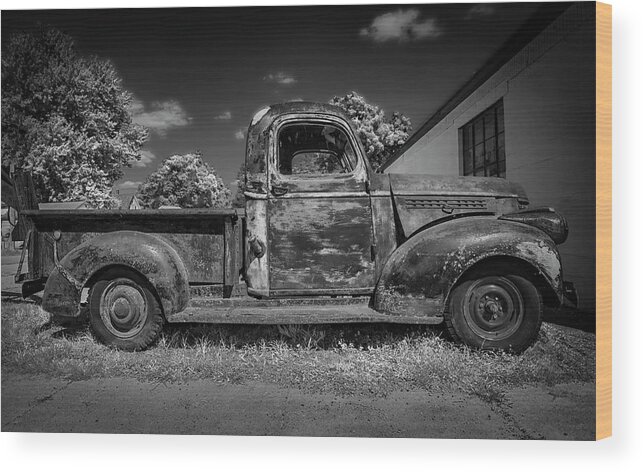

{"left": 374, "top": 216, "right": 563, "bottom": 317}
{"left": 42, "top": 231, "right": 190, "bottom": 319}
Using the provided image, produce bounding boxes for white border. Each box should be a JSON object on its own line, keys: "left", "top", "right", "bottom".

{"left": 2, "top": 0, "right": 642, "bottom": 470}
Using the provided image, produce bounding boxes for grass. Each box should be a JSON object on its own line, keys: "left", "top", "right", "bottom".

{"left": 1, "top": 301, "right": 595, "bottom": 403}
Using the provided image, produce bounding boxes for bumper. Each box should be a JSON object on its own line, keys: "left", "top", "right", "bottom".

{"left": 41, "top": 267, "right": 82, "bottom": 318}
{"left": 20, "top": 277, "right": 46, "bottom": 298}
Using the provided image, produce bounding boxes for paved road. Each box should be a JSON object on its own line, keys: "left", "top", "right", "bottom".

{"left": 1, "top": 374, "right": 595, "bottom": 439}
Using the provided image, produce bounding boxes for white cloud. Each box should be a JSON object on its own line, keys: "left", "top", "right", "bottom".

{"left": 214, "top": 111, "right": 232, "bottom": 120}
{"left": 360, "top": 9, "right": 441, "bottom": 42}
{"left": 130, "top": 150, "right": 156, "bottom": 168}
{"left": 264, "top": 72, "right": 297, "bottom": 85}
{"left": 234, "top": 130, "right": 245, "bottom": 140}
{"left": 118, "top": 180, "right": 142, "bottom": 190}
{"left": 466, "top": 4, "right": 495, "bottom": 20}
{"left": 130, "top": 99, "right": 190, "bottom": 137}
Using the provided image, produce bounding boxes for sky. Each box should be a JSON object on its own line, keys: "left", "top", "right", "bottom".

{"left": 2, "top": 3, "right": 552, "bottom": 195}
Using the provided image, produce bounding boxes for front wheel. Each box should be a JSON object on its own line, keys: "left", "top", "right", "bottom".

{"left": 445, "top": 274, "right": 542, "bottom": 353}
{"left": 89, "top": 270, "right": 164, "bottom": 351}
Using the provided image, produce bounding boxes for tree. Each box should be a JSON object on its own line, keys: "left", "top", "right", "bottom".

{"left": 137, "top": 153, "right": 231, "bottom": 209}
{"left": 1, "top": 27, "right": 148, "bottom": 208}
{"left": 329, "top": 92, "right": 412, "bottom": 170}
{"left": 232, "top": 162, "right": 246, "bottom": 208}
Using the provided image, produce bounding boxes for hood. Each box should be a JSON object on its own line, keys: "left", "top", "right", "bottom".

{"left": 388, "top": 174, "right": 527, "bottom": 200}
{"left": 386, "top": 174, "right": 529, "bottom": 238}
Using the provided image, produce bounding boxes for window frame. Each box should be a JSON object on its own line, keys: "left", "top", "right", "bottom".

{"left": 459, "top": 100, "right": 505, "bottom": 178}
{"left": 271, "top": 116, "right": 366, "bottom": 183}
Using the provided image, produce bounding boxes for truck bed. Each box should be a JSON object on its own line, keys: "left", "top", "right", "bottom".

{"left": 20, "top": 208, "right": 245, "bottom": 292}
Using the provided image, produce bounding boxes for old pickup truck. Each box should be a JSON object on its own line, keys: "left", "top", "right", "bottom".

{"left": 13, "top": 102, "right": 576, "bottom": 353}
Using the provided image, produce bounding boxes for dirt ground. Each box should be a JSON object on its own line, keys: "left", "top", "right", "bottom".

{"left": 1, "top": 374, "right": 594, "bottom": 439}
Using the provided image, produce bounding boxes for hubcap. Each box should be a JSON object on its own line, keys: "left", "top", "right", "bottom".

{"left": 463, "top": 277, "right": 524, "bottom": 340}
{"left": 99, "top": 279, "right": 147, "bottom": 338}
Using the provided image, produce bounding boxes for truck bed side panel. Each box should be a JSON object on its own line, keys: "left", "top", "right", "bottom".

{"left": 22, "top": 209, "right": 243, "bottom": 285}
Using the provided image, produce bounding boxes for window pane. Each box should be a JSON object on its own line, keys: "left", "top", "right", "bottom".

{"left": 484, "top": 137, "right": 496, "bottom": 164}
{"left": 484, "top": 111, "right": 495, "bottom": 139}
{"left": 474, "top": 143, "right": 485, "bottom": 169}
{"left": 463, "top": 148, "right": 473, "bottom": 174}
{"left": 474, "top": 119, "right": 484, "bottom": 144}
{"left": 462, "top": 125, "right": 473, "bottom": 150}
{"left": 497, "top": 131, "right": 505, "bottom": 162}
{"left": 291, "top": 151, "right": 343, "bottom": 174}
{"left": 496, "top": 104, "right": 504, "bottom": 133}
{"left": 486, "top": 163, "right": 498, "bottom": 177}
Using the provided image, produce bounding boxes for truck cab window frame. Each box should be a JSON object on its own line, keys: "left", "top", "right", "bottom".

{"left": 276, "top": 122, "right": 358, "bottom": 178}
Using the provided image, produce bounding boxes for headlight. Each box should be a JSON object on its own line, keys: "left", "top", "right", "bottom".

{"left": 499, "top": 207, "right": 568, "bottom": 245}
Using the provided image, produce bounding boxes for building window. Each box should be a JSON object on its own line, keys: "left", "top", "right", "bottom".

{"left": 460, "top": 100, "right": 505, "bottom": 177}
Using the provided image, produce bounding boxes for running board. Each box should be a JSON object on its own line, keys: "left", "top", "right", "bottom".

{"left": 167, "top": 302, "right": 443, "bottom": 325}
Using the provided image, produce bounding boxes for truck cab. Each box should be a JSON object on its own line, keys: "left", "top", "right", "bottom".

{"left": 16, "top": 102, "right": 577, "bottom": 353}
{"left": 243, "top": 103, "right": 377, "bottom": 297}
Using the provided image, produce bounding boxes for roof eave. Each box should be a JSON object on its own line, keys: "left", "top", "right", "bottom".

{"left": 379, "top": 2, "right": 573, "bottom": 172}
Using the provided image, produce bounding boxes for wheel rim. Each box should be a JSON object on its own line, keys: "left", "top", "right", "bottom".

{"left": 463, "top": 276, "right": 524, "bottom": 341}
{"left": 99, "top": 278, "right": 148, "bottom": 339}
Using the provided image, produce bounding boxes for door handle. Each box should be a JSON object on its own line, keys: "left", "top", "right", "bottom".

{"left": 271, "top": 185, "right": 289, "bottom": 197}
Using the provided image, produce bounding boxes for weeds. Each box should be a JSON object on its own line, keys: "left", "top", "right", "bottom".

{"left": 1, "top": 302, "right": 595, "bottom": 402}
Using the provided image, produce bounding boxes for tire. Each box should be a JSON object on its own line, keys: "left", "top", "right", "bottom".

{"left": 89, "top": 270, "right": 164, "bottom": 351}
{"left": 445, "top": 274, "right": 542, "bottom": 353}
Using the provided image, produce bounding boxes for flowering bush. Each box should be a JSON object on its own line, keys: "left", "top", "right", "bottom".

{"left": 329, "top": 92, "right": 412, "bottom": 170}
{"left": 137, "top": 153, "right": 231, "bottom": 209}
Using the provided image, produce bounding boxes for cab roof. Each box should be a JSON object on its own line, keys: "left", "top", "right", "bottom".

{"left": 248, "top": 101, "right": 353, "bottom": 136}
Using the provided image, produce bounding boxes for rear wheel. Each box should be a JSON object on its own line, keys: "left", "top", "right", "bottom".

{"left": 89, "top": 270, "right": 164, "bottom": 351}
{"left": 445, "top": 274, "right": 542, "bottom": 353}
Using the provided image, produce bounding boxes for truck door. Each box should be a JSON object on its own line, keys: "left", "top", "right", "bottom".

{"left": 267, "top": 117, "right": 375, "bottom": 295}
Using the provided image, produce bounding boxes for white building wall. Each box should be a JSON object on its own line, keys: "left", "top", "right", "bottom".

{"left": 386, "top": 3, "right": 596, "bottom": 311}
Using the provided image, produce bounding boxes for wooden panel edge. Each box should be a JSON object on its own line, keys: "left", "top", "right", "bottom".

{"left": 595, "top": 1, "right": 612, "bottom": 441}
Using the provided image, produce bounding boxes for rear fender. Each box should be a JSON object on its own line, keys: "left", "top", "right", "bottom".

{"left": 374, "top": 216, "right": 564, "bottom": 317}
{"left": 42, "top": 231, "right": 189, "bottom": 319}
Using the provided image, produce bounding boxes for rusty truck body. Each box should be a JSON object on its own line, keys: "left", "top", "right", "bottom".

{"left": 14, "top": 102, "right": 577, "bottom": 352}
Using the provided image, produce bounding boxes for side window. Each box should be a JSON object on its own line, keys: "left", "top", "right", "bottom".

{"left": 278, "top": 123, "right": 357, "bottom": 176}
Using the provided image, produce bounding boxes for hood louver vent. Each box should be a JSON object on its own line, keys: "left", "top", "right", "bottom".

{"left": 405, "top": 197, "right": 487, "bottom": 210}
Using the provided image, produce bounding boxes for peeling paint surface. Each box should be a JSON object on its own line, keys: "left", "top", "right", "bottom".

{"left": 23, "top": 210, "right": 231, "bottom": 284}
{"left": 268, "top": 197, "right": 374, "bottom": 291}
{"left": 375, "top": 216, "right": 564, "bottom": 316}
{"left": 42, "top": 231, "right": 190, "bottom": 319}
{"left": 515, "top": 240, "right": 562, "bottom": 285}
{"left": 245, "top": 198, "right": 269, "bottom": 295}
